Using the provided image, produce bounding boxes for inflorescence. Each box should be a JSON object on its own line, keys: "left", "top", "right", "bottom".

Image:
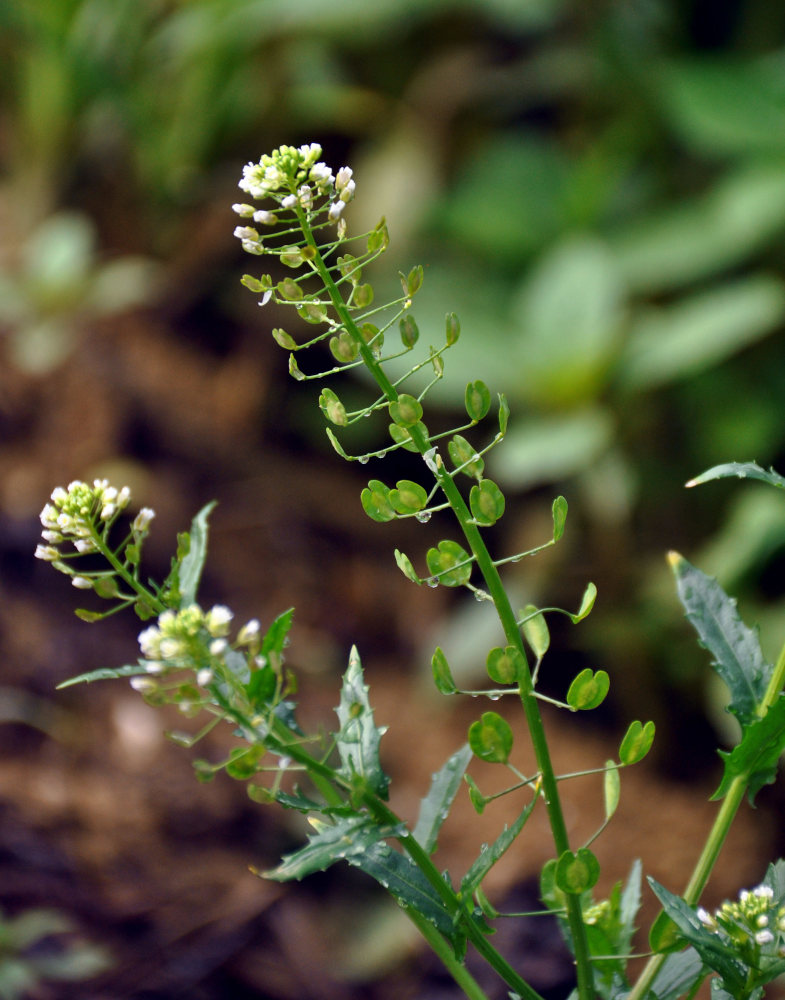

{"left": 698, "top": 884, "right": 785, "bottom": 964}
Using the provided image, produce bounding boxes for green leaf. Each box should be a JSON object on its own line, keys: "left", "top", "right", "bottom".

{"left": 261, "top": 608, "right": 294, "bottom": 658}
{"left": 647, "top": 878, "right": 748, "bottom": 993}
{"left": 686, "top": 461, "right": 785, "bottom": 491}
{"left": 426, "top": 540, "right": 473, "bottom": 587}
{"left": 465, "top": 380, "right": 491, "bottom": 421}
{"left": 412, "top": 744, "right": 473, "bottom": 854}
{"left": 469, "top": 479, "right": 505, "bottom": 526}
{"left": 566, "top": 668, "right": 610, "bottom": 710}
{"left": 646, "top": 947, "right": 704, "bottom": 1000}
{"left": 552, "top": 495, "right": 568, "bottom": 540}
{"left": 485, "top": 645, "right": 524, "bottom": 685}
{"left": 570, "top": 582, "right": 597, "bottom": 623}
{"left": 389, "top": 394, "right": 423, "bottom": 428}
{"left": 448, "top": 434, "right": 484, "bottom": 479}
{"left": 668, "top": 552, "right": 770, "bottom": 725}
{"left": 468, "top": 711, "right": 513, "bottom": 764}
{"left": 263, "top": 815, "right": 389, "bottom": 881}
{"left": 335, "top": 646, "right": 389, "bottom": 797}
{"left": 461, "top": 798, "right": 537, "bottom": 897}
{"left": 347, "top": 842, "right": 457, "bottom": 942}
{"left": 712, "top": 695, "right": 785, "bottom": 803}
{"left": 57, "top": 663, "right": 148, "bottom": 689}
{"left": 619, "top": 276, "right": 785, "bottom": 390}
{"left": 389, "top": 479, "right": 428, "bottom": 514}
{"left": 619, "top": 720, "right": 655, "bottom": 765}
{"left": 555, "top": 848, "right": 600, "bottom": 894}
{"left": 179, "top": 502, "right": 217, "bottom": 608}
{"left": 431, "top": 646, "right": 457, "bottom": 694}
{"left": 465, "top": 774, "right": 486, "bottom": 814}
{"left": 604, "top": 762, "right": 621, "bottom": 821}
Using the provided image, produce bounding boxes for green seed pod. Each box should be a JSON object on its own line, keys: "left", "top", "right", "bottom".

{"left": 280, "top": 246, "right": 303, "bottom": 268}
{"left": 272, "top": 328, "right": 297, "bottom": 350}
{"left": 367, "top": 219, "right": 389, "bottom": 253}
{"left": 337, "top": 253, "right": 361, "bottom": 285}
{"left": 277, "top": 277, "right": 303, "bottom": 301}
{"left": 486, "top": 645, "right": 524, "bottom": 685}
{"left": 521, "top": 605, "right": 550, "bottom": 659}
{"left": 389, "top": 394, "right": 423, "bottom": 428}
{"left": 360, "top": 323, "right": 383, "bottom": 358}
{"left": 353, "top": 283, "right": 374, "bottom": 309}
{"left": 465, "top": 380, "right": 491, "bottom": 421}
{"left": 498, "top": 393, "right": 510, "bottom": 435}
{"left": 361, "top": 481, "right": 395, "bottom": 522}
{"left": 388, "top": 422, "right": 427, "bottom": 453}
{"left": 445, "top": 312, "right": 461, "bottom": 345}
{"left": 426, "top": 540, "right": 472, "bottom": 587}
{"left": 566, "top": 668, "right": 609, "bottom": 710}
{"left": 470, "top": 479, "right": 505, "bottom": 526}
{"left": 448, "top": 434, "right": 484, "bottom": 479}
{"left": 619, "top": 720, "right": 655, "bottom": 765}
{"left": 389, "top": 479, "right": 428, "bottom": 514}
{"left": 401, "top": 264, "right": 423, "bottom": 297}
{"left": 554, "top": 848, "right": 600, "bottom": 894}
{"left": 394, "top": 548, "right": 421, "bottom": 584}
{"left": 288, "top": 354, "right": 306, "bottom": 380}
{"left": 297, "top": 302, "right": 329, "bottom": 324}
{"left": 468, "top": 711, "right": 513, "bottom": 764}
{"left": 399, "top": 315, "right": 420, "bottom": 349}
{"left": 431, "top": 647, "right": 457, "bottom": 695}
{"left": 329, "top": 332, "right": 360, "bottom": 364}
{"left": 319, "top": 387, "right": 347, "bottom": 426}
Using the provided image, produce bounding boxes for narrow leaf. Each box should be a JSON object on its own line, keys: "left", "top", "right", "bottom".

{"left": 413, "top": 744, "right": 473, "bottom": 854}
{"left": 179, "top": 502, "right": 217, "bottom": 608}
{"left": 461, "top": 798, "right": 537, "bottom": 897}
{"left": 668, "top": 552, "right": 770, "bottom": 724}
{"left": 569, "top": 582, "right": 597, "bottom": 623}
{"left": 57, "top": 663, "right": 148, "bottom": 689}
{"left": 335, "top": 646, "right": 389, "bottom": 797}
{"left": 262, "top": 815, "right": 388, "bottom": 881}
{"left": 686, "top": 461, "right": 785, "bottom": 491}
{"left": 261, "top": 607, "right": 294, "bottom": 657}
{"left": 552, "top": 495, "right": 568, "bottom": 540}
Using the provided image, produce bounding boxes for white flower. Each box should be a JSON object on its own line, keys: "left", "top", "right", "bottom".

{"left": 133, "top": 507, "right": 156, "bottom": 533}
{"left": 41, "top": 530, "right": 63, "bottom": 543}
{"left": 297, "top": 184, "right": 313, "bottom": 209}
{"left": 253, "top": 210, "right": 277, "bottom": 226}
{"left": 754, "top": 885, "right": 774, "bottom": 899}
{"left": 74, "top": 538, "right": 97, "bottom": 553}
{"left": 258, "top": 290, "right": 272, "bottom": 307}
{"left": 145, "top": 661, "right": 165, "bottom": 675}
{"left": 196, "top": 669, "right": 213, "bottom": 687}
{"left": 237, "top": 619, "right": 261, "bottom": 645}
{"left": 756, "top": 929, "right": 775, "bottom": 945}
{"left": 232, "top": 203, "right": 255, "bottom": 217}
{"left": 329, "top": 200, "right": 345, "bottom": 221}
{"left": 159, "top": 637, "right": 185, "bottom": 659}
{"left": 34, "top": 544, "right": 60, "bottom": 561}
{"left": 138, "top": 625, "right": 161, "bottom": 658}
{"left": 234, "top": 226, "right": 259, "bottom": 242}
{"left": 205, "top": 605, "right": 233, "bottom": 637}
{"left": 298, "top": 142, "right": 322, "bottom": 168}
{"left": 130, "top": 676, "right": 157, "bottom": 693}
{"left": 281, "top": 194, "right": 297, "bottom": 209}
{"left": 100, "top": 503, "right": 116, "bottom": 520}
{"left": 71, "top": 576, "right": 93, "bottom": 589}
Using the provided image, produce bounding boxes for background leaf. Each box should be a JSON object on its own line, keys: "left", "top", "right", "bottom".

{"left": 412, "top": 744, "right": 473, "bottom": 855}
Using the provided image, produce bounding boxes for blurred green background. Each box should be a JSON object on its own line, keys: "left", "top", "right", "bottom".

{"left": 3, "top": 1, "right": 785, "bottom": 997}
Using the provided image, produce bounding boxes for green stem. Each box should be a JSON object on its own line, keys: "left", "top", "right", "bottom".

{"left": 93, "top": 527, "right": 165, "bottom": 613}
{"left": 629, "top": 635, "right": 785, "bottom": 1000}
{"left": 302, "top": 216, "right": 593, "bottom": 1000}
{"left": 405, "top": 909, "right": 493, "bottom": 1000}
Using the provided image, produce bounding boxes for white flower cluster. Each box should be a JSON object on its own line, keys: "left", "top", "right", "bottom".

{"left": 232, "top": 142, "right": 355, "bottom": 255}
{"left": 36, "top": 479, "right": 133, "bottom": 559}
{"left": 136, "top": 604, "right": 263, "bottom": 680}
{"left": 698, "top": 883, "right": 785, "bottom": 956}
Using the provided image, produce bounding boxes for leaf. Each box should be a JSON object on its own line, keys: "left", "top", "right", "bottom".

{"left": 647, "top": 949, "right": 705, "bottom": 1000}
{"left": 712, "top": 695, "right": 785, "bottom": 804}
{"left": 335, "top": 646, "right": 389, "bottom": 798}
{"left": 647, "top": 879, "right": 748, "bottom": 993}
{"left": 668, "top": 552, "right": 770, "bottom": 725}
{"left": 619, "top": 276, "right": 785, "bottom": 390}
{"left": 178, "top": 502, "right": 217, "bottom": 608}
{"left": 686, "top": 461, "right": 785, "bottom": 491}
{"left": 468, "top": 711, "right": 513, "bottom": 764}
{"left": 460, "top": 798, "right": 537, "bottom": 897}
{"left": 347, "top": 842, "right": 457, "bottom": 941}
{"left": 262, "top": 814, "right": 389, "bottom": 881}
{"left": 412, "top": 744, "right": 473, "bottom": 855}
{"left": 57, "top": 663, "right": 148, "bottom": 689}
{"left": 261, "top": 607, "right": 294, "bottom": 657}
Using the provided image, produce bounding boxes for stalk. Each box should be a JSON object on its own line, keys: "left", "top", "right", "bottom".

{"left": 301, "top": 211, "right": 594, "bottom": 1000}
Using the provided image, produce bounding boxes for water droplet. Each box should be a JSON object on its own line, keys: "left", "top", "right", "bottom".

{"left": 279, "top": 756, "right": 292, "bottom": 769}
{"left": 427, "top": 577, "right": 439, "bottom": 588}
{"left": 489, "top": 694, "right": 501, "bottom": 702}
{"left": 358, "top": 455, "right": 369, "bottom": 465}
{"left": 363, "top": 411, "right": 372, "bottom": 418}
{"left": 474, "top": 590, "right": 485, "bottom": 602}
{"left": 415, "top": 510, "right": 432, "bottom": 523}
{"left": 510, "top": 555, "right": 522, "bottom": 564}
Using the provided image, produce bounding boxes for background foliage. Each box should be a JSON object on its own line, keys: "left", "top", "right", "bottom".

{"left": 2, "top": 0, "right": 785, "bottom": 996}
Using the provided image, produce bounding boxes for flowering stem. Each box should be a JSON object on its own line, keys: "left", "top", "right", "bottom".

{"left": 91, "top": 527, "right": 165, "bottom": 614}
{"left": 300, "top": 214, "right": 593, "bottom": 1000}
